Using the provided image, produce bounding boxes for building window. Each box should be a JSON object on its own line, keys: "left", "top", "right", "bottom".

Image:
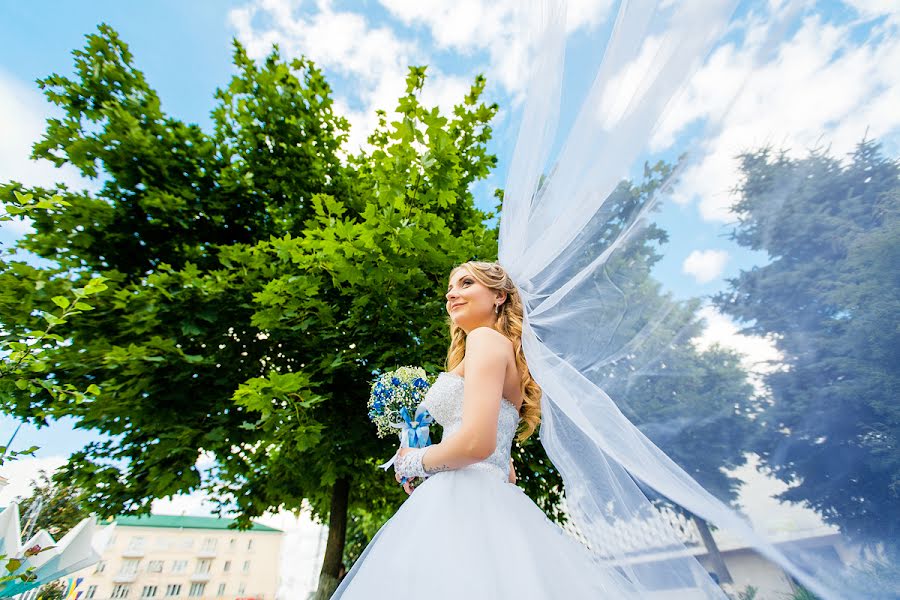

{"left": 242, "top": 560, "right": 250, "bottom": 573}
{"left": 112, "top": 585, "right": 131, "bottom": 599}
{"left": 181, "top": 537, "right": 194, "bottom": 550}
{"left": 172, "top": 560, "right": 188, "bottom": 574}
{"left": 120, "top": 559, "right": 141, "bottom": 575}
{"left": 238, "top": 584, "right": 246, "bottom": 595}
{"left": 86, "top": 586, "right": 98, "bottom": 599}
{"left": 196, "top": 558, "right": 212, "bottom": 574}
{"left": 216, "top": 583, "right": 226, "bottom": 596}
{"left": 141, "top": 586, "right": 158, "bottom": 598}
{"left": 201, "top": 537, "right": 217, "bottom": 552}
{"left": 223, "top": 560, "right": 230, "bottom": 573}
{"left": 127, "top": 536, "right": 145, "bottom": 551}
{"left": 148, "top": 560, "right": 164, "bottom": 573}
{"left": 228, "top": 538, "right": 235, "bottom": 551}
{"left": 155, "top": 537, "right": 172, "bottom": 550}
{"left": 94, "top": 560, "right": 107, "bottom": 574}
{"left": 165, "top": 584, "right": 181, "bottom": 597}
{"left": 247, "top": 539, "right": 253, "bottom": 551}
{"left": 188, "top": 583, "right": 206, "bottom": 597}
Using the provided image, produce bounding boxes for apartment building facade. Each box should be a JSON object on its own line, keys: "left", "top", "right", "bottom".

{"left": 70, "top": 515, "right": 282, "bottom": 600}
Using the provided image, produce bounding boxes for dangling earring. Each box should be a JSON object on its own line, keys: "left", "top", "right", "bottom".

{"left": 495, "top": 303, "right": 500, "bottom": 314}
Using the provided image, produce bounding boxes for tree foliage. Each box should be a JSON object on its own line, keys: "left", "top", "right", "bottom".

{"left": 0, "top": 192, "right": 107, "bottom": 415}
{"left": 0, "top": 24, "right": 497, "bottom": 594}
{"left": 0, "top": 24, "right": 765, "bottom": 593}
{"left": 715, "top": 140, "right": 900, "bottom": 542}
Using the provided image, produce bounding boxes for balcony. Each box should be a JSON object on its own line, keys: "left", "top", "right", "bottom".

{"left": 197, "top": 547, "right": 217, "bottom": 558}
{"left": 121, "top": 548, "right": 145, "bottom": 558}
{"left": 112, "top": 572, "right": 137, "bottom": 584}
{"left": 189, "top": 572, "right": 211, "bottom": 582}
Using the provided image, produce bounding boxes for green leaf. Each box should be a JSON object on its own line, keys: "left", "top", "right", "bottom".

{"left": 52, "top": 296, "right": 71, "bottom": 309}
{"left": 42, "top": 314, "right": 67, "bottom": 327}
{"left": 13, "top": 191, "right": 33, "bottom": 204}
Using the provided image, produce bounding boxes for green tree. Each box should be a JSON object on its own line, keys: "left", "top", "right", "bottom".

{"left": 0, "top": 26, "right": 497, "bottom": 597}
{"left": 0, "top": 192, "right": 107, "bottom": 418}
{"left": 2, "top": 24, "right": 759, "bottom": 596}
{"left": 714, "top": 140, "right": 900, "bottom": 543}
{"left": 1, "top": 189, "right": 105, "bottom": 592}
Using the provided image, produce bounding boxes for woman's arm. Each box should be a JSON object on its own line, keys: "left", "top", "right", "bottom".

{"left": 405, "top": 327, "right": 509, "bottom": 475}
{"left": 508, "top": 458, "right": 516, "bottom": 484}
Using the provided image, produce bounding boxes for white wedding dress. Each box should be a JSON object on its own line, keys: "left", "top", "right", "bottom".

{"left": 330, "top": 372, "right": 660, "bottom": 599}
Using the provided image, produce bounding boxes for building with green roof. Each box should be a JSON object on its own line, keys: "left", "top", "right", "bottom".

{"left": 70, "top": 513, "right": 284, "bottom": 599}
{"left": 112, "top": 514, "right": 281, "bottom": 532}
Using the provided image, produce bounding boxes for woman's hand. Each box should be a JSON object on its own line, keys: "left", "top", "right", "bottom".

{"left": 508, "top": 458, "right": 517, "bottom": 484}
{"left": 394, "top": 447, "right": 418, "bottom": 494}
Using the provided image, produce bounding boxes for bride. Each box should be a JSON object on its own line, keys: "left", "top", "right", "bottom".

{"left": 332, "top": 2, "right": 880, "bottom": 597}
{"left": 330, "top": 261, "right": 693, "bottom": 599}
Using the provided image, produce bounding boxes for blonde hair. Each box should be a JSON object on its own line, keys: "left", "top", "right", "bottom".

{"left": 445, "top": 260, "right": 542, "bottom": 442}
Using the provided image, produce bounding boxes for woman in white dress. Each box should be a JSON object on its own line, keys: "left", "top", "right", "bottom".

{"left": 330, "top": 261, "right": 707, "bottom": 599}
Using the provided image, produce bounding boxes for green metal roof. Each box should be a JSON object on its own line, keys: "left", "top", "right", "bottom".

{"left": 112, "top": 514, "right": 281, "bottom": 532}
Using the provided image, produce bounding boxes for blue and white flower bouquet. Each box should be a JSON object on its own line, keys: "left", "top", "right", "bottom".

{"left": 368, "top": 366, "right": 434, "bottom": 474}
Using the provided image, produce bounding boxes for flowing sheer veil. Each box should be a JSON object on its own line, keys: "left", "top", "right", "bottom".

{"left": 500, "top": 2, "right": 897, "bottom": 599}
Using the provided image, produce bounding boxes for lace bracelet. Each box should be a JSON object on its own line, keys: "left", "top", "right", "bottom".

{"left": 394, "top": 447, "right": 430, "bottom": 479}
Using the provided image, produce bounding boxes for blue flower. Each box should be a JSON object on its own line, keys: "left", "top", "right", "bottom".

{"left": 413, "top": 378, "right": 428, "bottom": 389}
{"left": 391, "top": 377, "right": 401, "bottom": 386}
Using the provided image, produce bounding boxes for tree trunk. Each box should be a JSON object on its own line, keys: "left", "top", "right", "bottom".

{"left": 692, "top": 514, "right": 733, "bottom": 584}
{"left": 313, "top": 477, "right": 350, "bottom": 600}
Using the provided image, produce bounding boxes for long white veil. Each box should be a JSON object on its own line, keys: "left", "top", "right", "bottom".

{"left": 501, "top": 2, "right": 897, "bottom": 599}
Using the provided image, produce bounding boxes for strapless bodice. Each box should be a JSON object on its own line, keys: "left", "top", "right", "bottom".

{"left": 419, "top": 372, "right": 521, "bottom": 482}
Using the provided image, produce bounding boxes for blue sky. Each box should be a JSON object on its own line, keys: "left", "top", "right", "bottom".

{"left": 1, "top": 0, "right": 898, "bottom": 514}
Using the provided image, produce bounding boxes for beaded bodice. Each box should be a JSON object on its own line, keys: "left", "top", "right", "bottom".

{"left": 420, "top": 372, "right": 521, "bottom": 482}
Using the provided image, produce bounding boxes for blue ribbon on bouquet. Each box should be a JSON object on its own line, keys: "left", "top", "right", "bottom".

{"left": 400, "top": 406, "right": 434, "bottom": 448}
{"left": 379, "top": 407, "right": 434, "bottom": 471}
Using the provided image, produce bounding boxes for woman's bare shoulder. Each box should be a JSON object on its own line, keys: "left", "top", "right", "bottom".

{"left": 465, "top": 328, "right": 515, "bottom": 378}
{"left": 467, "top": 326, "right": 513, "bottom": 350}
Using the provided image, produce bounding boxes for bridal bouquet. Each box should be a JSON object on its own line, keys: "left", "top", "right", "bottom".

{"left": 368, "top": 366, "right": 434, "bottom": 445}
{"left": 368, "top": 366, "right": 434, "bottom": 480}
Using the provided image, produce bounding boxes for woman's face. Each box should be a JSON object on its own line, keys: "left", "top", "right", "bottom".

{"left": 445, "top": 267, "right": 503, "bottom": 332}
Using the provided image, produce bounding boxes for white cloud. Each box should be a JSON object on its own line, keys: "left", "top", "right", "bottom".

{"left": 724, "top": 454, "right": 835, "bottom": 539}
{"left": 843, "top": 0, "right": 900, "bottom": 20}
{"left": 227, "top": 0, "right": 617, "bottom": 156}
{"left": 681, "top": 249, "right": 729, "bottom": 284}
{"left": 230, "top": 0, "right": 498, "bottom": 155}
{"left": 230, "top": 0, "right": 430, "bottom": 153}
{"left": 659, "top": 6, "right": 900, "bottom": 221}
{"left": 0, "top": 455, "right": 68, "bottom": 507}
{"left": 0, "top": 69, "right": 90, "bottom": 192}
{"left": 0, "top": 68, "right": 96, "bottom": 246}
{"left": 693, "top": 305, "right": 782, "bottom": 376}
{"left": 150, "top": 491, "right": 221, "bottom": 517}
{"left": 378, "top": 0, "right": 613, "bottom": 100}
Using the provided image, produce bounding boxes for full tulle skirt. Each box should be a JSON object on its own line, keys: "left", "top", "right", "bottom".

{"left": 331, "top": 467, "right": 652, "bottom": 599}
